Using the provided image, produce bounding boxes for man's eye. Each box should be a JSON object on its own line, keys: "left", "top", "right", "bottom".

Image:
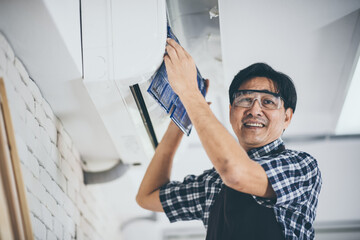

{"left": 241, "top": 97, "right": 253, "bottom": 103}
{"left": 263, "top": 99, "right": 275, "bottom": 105}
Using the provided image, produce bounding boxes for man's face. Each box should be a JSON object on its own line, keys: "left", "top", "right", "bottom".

{"left": 229, "top": 77, "right": 293, "bottom": 151}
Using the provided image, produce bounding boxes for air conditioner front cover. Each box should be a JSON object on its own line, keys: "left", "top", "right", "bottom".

{"left": 81, "top": 0, "right": 167, "bottom": 170}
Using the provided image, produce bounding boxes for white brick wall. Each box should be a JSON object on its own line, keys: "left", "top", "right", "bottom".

{"left": 0, "top": 32, "right": 109, "bottom": 240}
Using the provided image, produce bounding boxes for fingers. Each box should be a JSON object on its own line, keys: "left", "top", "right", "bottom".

{"left": 166, "top": 38, "right": 188, "bottom": 60}
{"left": 165, "top": 43, "right": 178, "bottom": 61}
{"left": 164, "top": 55, "right": 174, "bottom": 75}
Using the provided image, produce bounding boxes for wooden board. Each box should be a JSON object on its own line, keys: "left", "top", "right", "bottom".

{"left": 0, "top": 78, "right": 33, "bottom": 240}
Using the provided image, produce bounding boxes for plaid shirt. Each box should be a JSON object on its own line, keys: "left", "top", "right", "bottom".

{"left": 160, "top": 138, "right": 322, "bottom": 239}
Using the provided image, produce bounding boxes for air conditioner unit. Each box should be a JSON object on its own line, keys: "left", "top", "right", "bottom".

{"left": 81, "top": 0, "right": 170, "bottom": 171}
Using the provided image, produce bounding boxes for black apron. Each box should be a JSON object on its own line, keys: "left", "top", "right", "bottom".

{"left": 206, "top": 145, "right": 286, "bottom": 240}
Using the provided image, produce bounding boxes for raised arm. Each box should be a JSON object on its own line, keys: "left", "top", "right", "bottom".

{"left": 164, "top": 38, "right": 276, "bottom": 199}
{"left": 136, "top": 121, "right": 184, "bottom": 212}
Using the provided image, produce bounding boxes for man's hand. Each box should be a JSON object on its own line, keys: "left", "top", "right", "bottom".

{"left": 164, "top": 38, "right": 199, "bottom": 96}
{"left": 136, "top": 43, "right": 209, "bottom": 212}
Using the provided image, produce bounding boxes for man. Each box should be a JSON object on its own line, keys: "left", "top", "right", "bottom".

{"left": 136, "top": 38, "right": 322, "bottom": 239}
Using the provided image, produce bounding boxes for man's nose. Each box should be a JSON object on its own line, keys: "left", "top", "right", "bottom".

{"left": 247, "top": 99, "right": 263, "bottom": 115}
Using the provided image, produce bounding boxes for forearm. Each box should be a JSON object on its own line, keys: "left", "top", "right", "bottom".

{"left": 179, "top": 91, "right": 275, "bottom": 198}
{"left": 179, "top": 91, "right": 250, "bottom": 185}
{"left": 136, "top": 121, "right": 183, "bottom": 209}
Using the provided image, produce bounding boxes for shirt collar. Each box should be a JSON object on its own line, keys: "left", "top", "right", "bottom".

{"left": 247, "top": 138, "right": 284, "bottom": 159}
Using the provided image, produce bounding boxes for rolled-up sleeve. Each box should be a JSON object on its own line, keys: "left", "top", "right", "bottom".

{"left": 159, "top": 171, "right": 209, "bottom": 223}
{"left": 253, "top": 151, "right": 322, "bottom": 209}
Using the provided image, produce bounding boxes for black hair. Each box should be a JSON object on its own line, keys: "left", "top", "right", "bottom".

{"left": 229, "top": 63, "right": 297, "bottom": 113}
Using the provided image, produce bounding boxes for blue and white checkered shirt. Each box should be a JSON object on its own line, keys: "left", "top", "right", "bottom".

{"left": 160, "top": 138, "right": 322, "bottom": 239}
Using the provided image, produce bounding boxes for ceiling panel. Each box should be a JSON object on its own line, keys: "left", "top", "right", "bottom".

{"left": 219, "top": 0, "right": 360, "bottom": 136}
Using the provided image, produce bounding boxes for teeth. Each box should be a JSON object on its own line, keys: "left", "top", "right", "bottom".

{"left": 245, "top": 123, "right": 264, "bottom": 127}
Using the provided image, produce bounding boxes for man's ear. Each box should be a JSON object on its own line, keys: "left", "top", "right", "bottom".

{"left": 229, "top": 104, "right": 233, "bottom": 121}
{"left": 284, "top": 108, "right": 293, "bottom": 130}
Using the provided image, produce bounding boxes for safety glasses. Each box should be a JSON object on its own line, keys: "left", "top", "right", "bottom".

{"left": 232, "top": 90, "right": 284, "bottom": 110}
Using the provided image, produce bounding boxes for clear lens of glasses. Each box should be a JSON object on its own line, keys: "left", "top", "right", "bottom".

{"left": 233, "top": 90, "right": 282, "bottom": 110}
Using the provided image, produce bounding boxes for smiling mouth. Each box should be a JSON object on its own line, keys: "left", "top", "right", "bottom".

{"left": 243, "top": 122, "right": 265, "bottom": 128}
